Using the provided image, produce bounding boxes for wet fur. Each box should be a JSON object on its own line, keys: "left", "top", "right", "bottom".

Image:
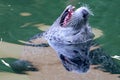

{"left": 44, "top": 5, "right": 94, "bottom": 73}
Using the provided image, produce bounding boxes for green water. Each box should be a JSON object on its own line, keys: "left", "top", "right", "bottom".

{"left": 0, "top": 0, "right": 120, "bottom": 58}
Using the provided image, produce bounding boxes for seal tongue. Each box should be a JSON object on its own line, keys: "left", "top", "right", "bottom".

{"left": 63, "top": 9, "right": 73, "bottom": 26}
{"left": 60, "top": 6, "right": 75, "bottom": 27}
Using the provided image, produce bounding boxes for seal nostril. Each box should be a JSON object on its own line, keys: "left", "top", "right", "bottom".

{"left": 82, "top": 9, "right": 88, "bottom": 18}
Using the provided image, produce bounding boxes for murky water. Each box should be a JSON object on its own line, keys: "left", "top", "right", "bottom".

{"left": 0, "top": 0, "right": 120, "bottom": 80}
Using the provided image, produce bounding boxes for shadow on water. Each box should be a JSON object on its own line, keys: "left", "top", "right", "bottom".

{"left": 89, "top": 40, "right": 120, "bottom": 76}
{"left": 0, "top": 58, "right": 38, "bottom": 74}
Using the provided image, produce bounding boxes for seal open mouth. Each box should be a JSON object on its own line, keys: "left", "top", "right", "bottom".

{"left": 60, "top": 5, "right": 75, "bottom": 26}
{"left": 60, "top": 5, "right": 92, "bottom": 27}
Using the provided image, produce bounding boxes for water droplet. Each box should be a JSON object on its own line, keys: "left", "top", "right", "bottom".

{"left": 78, "top": 2, "right": 80, "bottom": 4}
{"left": 10, "top": 8, "right": 14, "bottom": 11}
{"left": 8, "top": 5, "right": 11, "bottom": 7}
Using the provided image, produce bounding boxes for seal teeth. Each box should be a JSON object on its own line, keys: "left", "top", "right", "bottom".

{"left": 72, "top": 6, "right": 75, "bottom": 10}
{"left": 66, "top": 5, "right": 75, "bottom": 11}
{"left": 66, "top": 5, "right": 73, "bottom": 9}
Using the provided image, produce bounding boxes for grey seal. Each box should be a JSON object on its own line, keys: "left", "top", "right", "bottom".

{"left": 44, "top": 5, "right": 94, "bottom": 73}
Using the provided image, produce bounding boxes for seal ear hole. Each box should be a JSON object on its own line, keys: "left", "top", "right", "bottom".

{"left": 81, "top": 49, "right": 85, "bottom": 52}
{"left": 73, "top": 50, "right": 79, "bottom": 54}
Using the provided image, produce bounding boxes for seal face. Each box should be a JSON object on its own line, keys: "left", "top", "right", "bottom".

{"left": 44, "top": 5, "right": 94, "bottom": 73}
{"left": 60, "top": 5, "right": 91, "bottom": 27}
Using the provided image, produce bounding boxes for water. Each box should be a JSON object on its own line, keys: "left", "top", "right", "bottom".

{"left": 0, "top": 0, "right": 120, "bottom": 55}
{"left": 0, "top": 0, "right": 120, "bottom": 80}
